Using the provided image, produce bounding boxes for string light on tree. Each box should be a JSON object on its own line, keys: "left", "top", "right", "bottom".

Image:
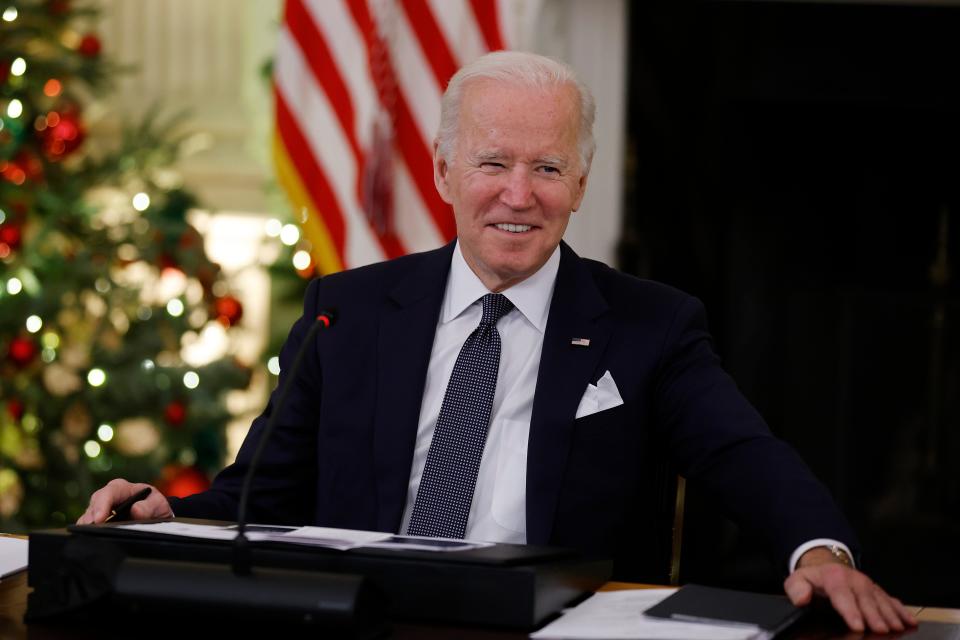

{"left": 25, "top": 315, "right": 42, "bottom": 333}
{"left": 183, "top": 371, "right": 199, "bottom": 390}
{"left": 87, "top": 368, "right": 106, "bottom": 387}
{"left": 97, "top": 424, "right": 114, "bottom": 442}
{"left": 2, "top": 7, "right": 17, "bottom": 22}
{"left": 264, "top": 219, "right": 282, "bottom": 237}
{"left": 292, "top": 250, "right": 311, "bottom": 271}
{"left": 132, "top": 192, "right": 150, "bottom": 211}
{"left": 280, "top": 224, "right": 300, "bottom": 246}
{"left": 10, "top": 57, "right": 26, "bottom": 77}
{"left": 43, "top": 78, "right": 62, "bottom": 97}
{"left": 166, "top": 298, "right": 184, "bottom": 317}
{"left": 6, "top": 99, "right": 23, "bottom": 119}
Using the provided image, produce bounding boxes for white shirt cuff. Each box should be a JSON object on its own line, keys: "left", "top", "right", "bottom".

{"left": 789, "top": 538, "right": 855, "bottom": 573}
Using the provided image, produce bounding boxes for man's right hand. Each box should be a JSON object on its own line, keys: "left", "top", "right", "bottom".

{"left": 77, "top": 478, "right": 174, "bottom": 524}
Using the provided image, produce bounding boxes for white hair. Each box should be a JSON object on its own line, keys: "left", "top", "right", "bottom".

{"left": 436, "top": 51, "right": 596, "bottom": 173}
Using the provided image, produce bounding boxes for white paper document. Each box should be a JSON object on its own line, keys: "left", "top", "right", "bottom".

{"left": 115, "top": 522, "right": 492, "bottom": 552}
{"left": 530, "top": 589, "right": 765, "bottom": 640}
{"left": 117, "top": 522, "right": 393, "bottom": 549}
{"left": 0, "top": 536, "right": 28, "bottom": 580}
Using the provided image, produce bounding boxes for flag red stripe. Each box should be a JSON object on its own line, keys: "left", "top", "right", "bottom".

{"left": 284, "top": 0, "right": 408, "bottom": 259}
{"left": 400, "top": 0, "right": 460, "bottom": 88}
{"left": 346, "top": 0, "right": 456, "bottom": 241}
{"left": 469, "top": 0, "right": 506, "bottom": 51}
{"left": 285, "top": 0, "right": 362, "bottom": 164}
{"left": 275, "top": 88, "right": 347, "bottom": 257}
{"left": 393, "top": 97, "right": 456, "bottom": 240}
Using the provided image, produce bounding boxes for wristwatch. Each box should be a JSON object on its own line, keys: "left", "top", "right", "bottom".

{"left": 825, "top": 544, "right": 854, "bottom": 568}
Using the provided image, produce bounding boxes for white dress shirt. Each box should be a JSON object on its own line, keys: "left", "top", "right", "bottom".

{"left": 399, "top": 243, "right": 559, "bottom": 543}
{"left": 398, "top": 241, "right": 852, "bottom": 570}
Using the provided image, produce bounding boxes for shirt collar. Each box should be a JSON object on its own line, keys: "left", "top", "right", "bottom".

{"left": 443, "top": 241, "right": 560, "bottom": 333}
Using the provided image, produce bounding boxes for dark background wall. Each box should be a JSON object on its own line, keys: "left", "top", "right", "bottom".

{"left": 620, "top": 0, "right": 960, "bottom": 606}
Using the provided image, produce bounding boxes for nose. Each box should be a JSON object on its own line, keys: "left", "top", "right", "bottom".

{"left": 499, "top": 166, "right": 535, "bottom": 210}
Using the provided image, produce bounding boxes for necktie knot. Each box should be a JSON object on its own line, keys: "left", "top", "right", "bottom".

{"left": 480, "top": 293, "right": 513, "bottom": 326}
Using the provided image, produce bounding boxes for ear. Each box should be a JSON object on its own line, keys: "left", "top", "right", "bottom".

{"left": 570, "top": 170, "right": 590, "bottom": 212}
{"left": 433, "top": 140, "right": 453, "bottom": 204}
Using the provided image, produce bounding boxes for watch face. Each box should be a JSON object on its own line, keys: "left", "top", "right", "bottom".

{"left": 830, "top": 546, "right": 853, "bottom": 567}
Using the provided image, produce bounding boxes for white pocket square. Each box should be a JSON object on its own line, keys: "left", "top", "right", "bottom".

{"left": 575, "top": 370, "right": 624, "bottom": 419}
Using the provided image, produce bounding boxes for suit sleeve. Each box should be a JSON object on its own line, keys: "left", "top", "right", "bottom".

{"left": 653, "top": 294, "right": 859, "bottom": 568}
{"left": 167, "top": 279, "right": 324, "bottom": 525}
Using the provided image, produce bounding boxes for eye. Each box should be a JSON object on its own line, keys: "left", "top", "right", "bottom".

{"left": 537, "top": 165, "right": 561, "bottom": 175}
{"left": 480, "top": 162, "right": 505, "bottom": 170}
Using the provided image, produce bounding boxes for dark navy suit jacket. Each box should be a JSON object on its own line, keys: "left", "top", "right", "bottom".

{"left": 170, "top": 241, "right": 857, "bottom": 579}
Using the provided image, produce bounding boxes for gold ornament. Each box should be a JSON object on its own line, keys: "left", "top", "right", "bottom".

{"left": 0, "top": 424, "right": 23, "bottom": 458}
{"left": 42, "top": 362, "right": 83, "bottom": 397}
{"left": 114, "top": 417, "right": 160, "bottom": 456}
{"left": 62, "top": 401, "right": 93, "bottom": 440}
{"left": 59, "top": 343, "right": 90, "bottom": 370}
{"left": 15, "top": 441, "right": 44, "bottom": 470}
{"left": 98, "top": 327, "right": 122, "bottom": 352}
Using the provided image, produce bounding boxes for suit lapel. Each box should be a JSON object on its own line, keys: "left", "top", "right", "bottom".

{"left": 373, "top": 243, "right": 454, "bottom": 533}
{"left": 526, "top": 242, "right": 612, "bottom": 545}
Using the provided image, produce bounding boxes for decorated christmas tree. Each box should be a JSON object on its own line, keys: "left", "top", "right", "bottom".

{"left": 0, "top": 0, "right": 252, "bottom": 530}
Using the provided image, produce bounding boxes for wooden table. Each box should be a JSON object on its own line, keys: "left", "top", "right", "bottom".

{"left": 2, "top": 566, "right": 958, "bottom": 638}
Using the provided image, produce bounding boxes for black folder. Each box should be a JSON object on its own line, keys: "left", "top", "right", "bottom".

{"left": 644, "top": 584, "right": 805, "bottom": 634}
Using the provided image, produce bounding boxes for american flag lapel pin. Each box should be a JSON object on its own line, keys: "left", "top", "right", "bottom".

{"left": 571, "top": 337, "right": 591, "bottom": 347}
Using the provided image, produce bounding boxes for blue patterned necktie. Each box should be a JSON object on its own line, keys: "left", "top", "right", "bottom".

{"left": 406, "top": 293, "right": 514, "bottom": 539}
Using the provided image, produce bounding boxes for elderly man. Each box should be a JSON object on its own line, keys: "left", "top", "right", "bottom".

{"left": 81, "top": 51, "right": 914, "bottom": 633}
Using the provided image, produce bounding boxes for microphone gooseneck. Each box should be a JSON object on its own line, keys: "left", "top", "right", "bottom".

{"left": 233, "top": 308, "right": 337, "bottom": 576}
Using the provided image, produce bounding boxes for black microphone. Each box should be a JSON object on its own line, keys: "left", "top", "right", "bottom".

{"left": 233, "top": 308, "right": 337, "bottom": 576}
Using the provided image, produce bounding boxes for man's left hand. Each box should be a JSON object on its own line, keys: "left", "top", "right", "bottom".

{"left": 784, "top": 547, "right": 917, "bottom": 634}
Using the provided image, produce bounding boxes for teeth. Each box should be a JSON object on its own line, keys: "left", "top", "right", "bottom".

{"left": 495, "top": 223, "right": 532, "bottom": 233}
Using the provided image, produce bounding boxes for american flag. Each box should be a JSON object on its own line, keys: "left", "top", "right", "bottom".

{"left": 273, "top": 0, "right": 524, "bottom": 274}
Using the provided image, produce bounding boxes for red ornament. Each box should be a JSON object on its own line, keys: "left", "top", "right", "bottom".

{"left": 78, "top": 34, "right": 102, "bottom": 57}
{"left": 156, "top": 465, "right": 210, "bottom": 498}
{"left": 48, "top": 0, "right": 71, "bottom": 15}
{"left": 38, "top": 109, "right": 86, "bottom": 160}
{"left": 158, "top": 253, "right": 179, "bottom": 271}
{"left": 0, "top": 222, "right": 22, "bottom": 251}
{"left": 178, "top": 227, "right": 202, "bottom": 249}
{"left": 8, "top": 336, "right": 38, "bottom": 367}
{"left": 163, "top": 400, "right": 187, "bottom": 427}
{"left": 214, "top": 295, "right": 243, "bottom": 327}
{"left": 6, "top": 398, "right": 24, "bottom": 422}
{"left": 1, "top": 152, "right": 44, "bottom": 185}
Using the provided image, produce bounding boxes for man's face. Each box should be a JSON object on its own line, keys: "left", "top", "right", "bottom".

{"left": 434, "top": 80, "right": 589, "bottom": 292}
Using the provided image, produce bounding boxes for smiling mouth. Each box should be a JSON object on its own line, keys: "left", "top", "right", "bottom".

{"left": 493, "top": 223, "right": 533, "bottom": 233}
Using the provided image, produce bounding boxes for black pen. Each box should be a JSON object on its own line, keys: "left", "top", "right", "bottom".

{"left": 104, "top": 487, "right": 152, "bottom": 523}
